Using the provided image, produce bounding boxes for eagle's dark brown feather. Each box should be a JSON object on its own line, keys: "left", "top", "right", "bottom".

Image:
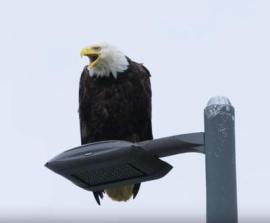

{"left": 78, "top": 58, "right": 153, "bottom": 204}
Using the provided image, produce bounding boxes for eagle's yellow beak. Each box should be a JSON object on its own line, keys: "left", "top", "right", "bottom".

{"left": 80, "top": 47, "right": 100, "bottom": 69}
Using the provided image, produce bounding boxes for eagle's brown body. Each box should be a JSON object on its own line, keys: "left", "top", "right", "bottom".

{"left": 78, "top": 58, "right": 153, "bottom": 204}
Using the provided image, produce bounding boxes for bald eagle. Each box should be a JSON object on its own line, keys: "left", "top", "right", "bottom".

{"left": 79, "top": 43, "right": 153, "bottom": 205}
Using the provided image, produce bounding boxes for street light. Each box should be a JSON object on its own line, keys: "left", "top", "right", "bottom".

{"left": 46, "top": 96, "right": 237, "bottom": 223}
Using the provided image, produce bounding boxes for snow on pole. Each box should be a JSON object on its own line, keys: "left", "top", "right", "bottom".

{"left": 204, "top": 96, "right": 238, "bottom": 223}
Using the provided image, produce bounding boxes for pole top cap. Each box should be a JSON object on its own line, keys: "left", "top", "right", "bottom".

{"left": 207, "top": 96, "right": 231, "bottom": 106}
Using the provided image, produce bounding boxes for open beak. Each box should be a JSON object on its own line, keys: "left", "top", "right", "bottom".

{"left": 80, "top": 47, "right": 99, "bottom": 68}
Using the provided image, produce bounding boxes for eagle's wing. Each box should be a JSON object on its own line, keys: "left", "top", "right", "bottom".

{"left": 79, "top": 68, "right": 90, "bottom": 145}
{"left": 129, "top": 62, "right": 153, "bottom": 199}
{"left": 132, "top": 62, "right": 153, "bottom": 141}
{"left": 79, "top": 68, "right": 104, "bottom": 205}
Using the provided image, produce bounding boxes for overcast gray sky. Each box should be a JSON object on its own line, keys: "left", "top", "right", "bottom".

{"left": 0, "top": 0, "right": 270, "bottom": 222}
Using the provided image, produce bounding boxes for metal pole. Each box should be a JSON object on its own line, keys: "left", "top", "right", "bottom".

{"left": 139, "top": 132, "right": 205, "bottom": 157}
{"left": 204, "top": 96, "right": 238, "bottom": 223}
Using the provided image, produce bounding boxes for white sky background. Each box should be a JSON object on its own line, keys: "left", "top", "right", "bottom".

{"left": 0, "top": 0, "right": 269, "bottom": 222}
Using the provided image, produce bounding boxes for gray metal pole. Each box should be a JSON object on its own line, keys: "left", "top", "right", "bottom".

{"left": 139, "top": 132, "right": 205, "bottom": 157}
{"left": 204, "top": 96, "right": 238, "bottom": 223}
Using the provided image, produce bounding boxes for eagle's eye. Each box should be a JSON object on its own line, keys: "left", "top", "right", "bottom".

{"left": 92, "top": 46, "right": 101, "bottom": 51}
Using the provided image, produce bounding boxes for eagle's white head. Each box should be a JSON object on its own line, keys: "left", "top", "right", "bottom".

{"left": 80, "top": 43, "right": 129, "bottom": 78}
